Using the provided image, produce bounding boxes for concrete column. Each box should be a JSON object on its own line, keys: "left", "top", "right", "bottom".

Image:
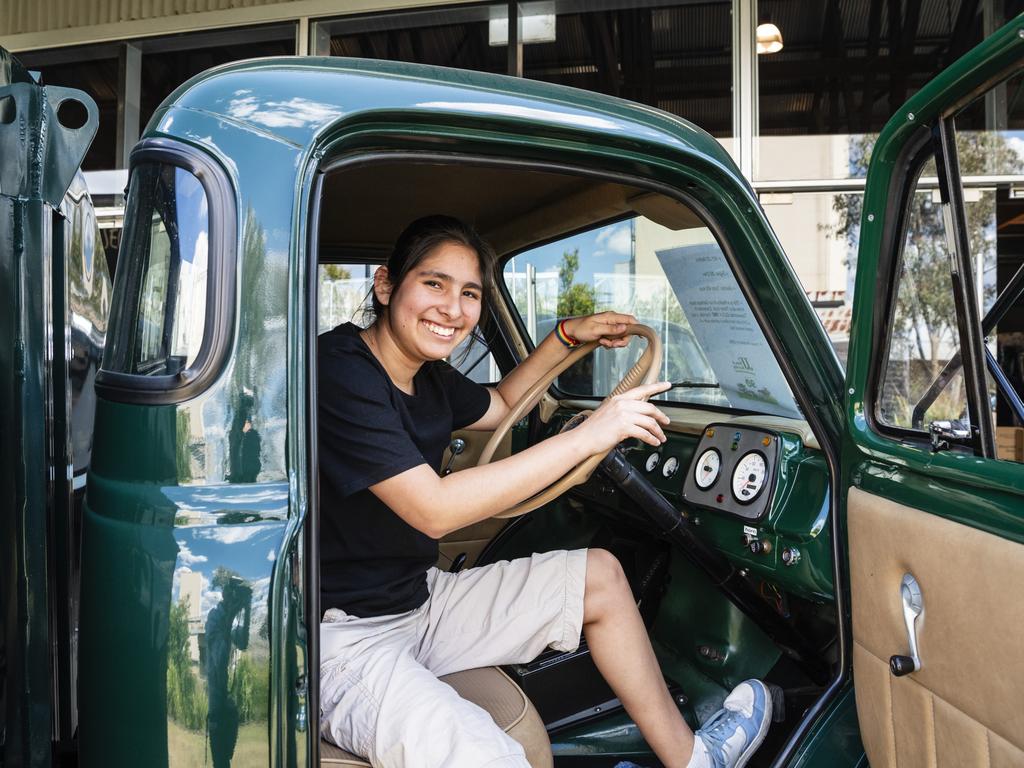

{"left": 507, "top": 1, "right": 522, "bottom": 77}
{"left": 115, "top": 42, "right": 140, "bottom": 169}
{"left": 732, "top": 0, "right": 757, "bottom": 180}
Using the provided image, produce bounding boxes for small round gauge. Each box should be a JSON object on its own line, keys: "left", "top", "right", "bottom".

{"left": 731, "top": 451, "right": 768, "bottom": 504}
{"left": 645, "top": 452, "right": 661, "bottom": 473}
{"left": 662, "top": 456, "right": 680, "bottom": 478}
{"left": 693, "top": 449, "right": 722, "bottom": 490}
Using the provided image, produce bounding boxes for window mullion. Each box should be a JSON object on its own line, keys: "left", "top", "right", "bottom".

{"left": 934, "top": 117, "right": 996, "bottom": 458}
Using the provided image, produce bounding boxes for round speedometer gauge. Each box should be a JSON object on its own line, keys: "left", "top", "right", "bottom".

{"left": 731, "top": 451, "right": 768, "bottom": 504}
{"left": 645, "top": 452, "right": 661, "bottom": 473}
{"left": 693, "top": 449, "right": 721, "bottom": 489}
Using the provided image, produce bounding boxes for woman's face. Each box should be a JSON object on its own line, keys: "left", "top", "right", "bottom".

{"left": 380, "top": 240, "right": 484, "bottom": 363}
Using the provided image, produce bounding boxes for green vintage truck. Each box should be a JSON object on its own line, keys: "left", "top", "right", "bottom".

{"left": 5, "top": 14, "right": 1024, "bottom": 768}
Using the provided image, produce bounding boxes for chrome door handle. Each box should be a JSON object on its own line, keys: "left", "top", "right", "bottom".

{"left": 889, "top": 573, "right": 923, "bottom": 677}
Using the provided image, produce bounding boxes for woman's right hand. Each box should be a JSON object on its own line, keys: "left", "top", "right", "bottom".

{"left": 575, "top": 381, "right": 672, "bottom": 452}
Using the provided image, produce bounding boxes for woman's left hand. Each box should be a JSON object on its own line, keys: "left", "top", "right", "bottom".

{"left": 562, "top": 312, "right": 637, "bottom": 348}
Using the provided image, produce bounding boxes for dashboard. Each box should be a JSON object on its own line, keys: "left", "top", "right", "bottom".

{"left": 563, "top": 409, "right": 834, "bottom": 602}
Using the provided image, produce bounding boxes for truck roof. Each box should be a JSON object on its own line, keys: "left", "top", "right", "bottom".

{"left": 151, "top": 55, "right": 738, "bottom": 173}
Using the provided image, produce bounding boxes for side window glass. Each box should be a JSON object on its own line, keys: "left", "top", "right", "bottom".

{"left": 103, "top": 164, "right": 209, "bottom": 377}
{"left": 450, "top": 333, "right": 499, "bottom": 385}
{"left": 318, "top": 263, "right": 376, "bottom": 332}
{"left": 878, "top": 160, "right": 972, "bottom": 431}
{"left": 877, "top": 67, "right": 1024, "bottom": 465}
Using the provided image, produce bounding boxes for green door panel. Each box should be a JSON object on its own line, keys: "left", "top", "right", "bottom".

{"left": 78, "top": 496, "right": 289, "bottom": 767}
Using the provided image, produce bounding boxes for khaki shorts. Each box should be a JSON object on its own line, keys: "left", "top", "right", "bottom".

{"left": 319, "top": 549, "right": 588, "bottom": 768}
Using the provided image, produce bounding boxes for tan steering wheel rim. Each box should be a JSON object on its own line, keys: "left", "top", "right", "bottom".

{"left": 477, "top": 324, "right": 663, "bottom": 518}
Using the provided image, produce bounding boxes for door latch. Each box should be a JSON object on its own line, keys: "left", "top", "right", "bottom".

{"left": 889, "top": 573, "right": 923, "bottom": 677}
{"left": 928, "top": 420, "right": 971, "bottom": 452}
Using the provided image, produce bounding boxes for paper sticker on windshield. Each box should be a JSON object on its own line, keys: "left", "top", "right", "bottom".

{"left": 655, "top": 244, "right": 801, "bottom": 418}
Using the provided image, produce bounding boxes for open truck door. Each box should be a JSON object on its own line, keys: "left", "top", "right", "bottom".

{"left": 843, "top": 17, "right": 1024, "bottom": 766}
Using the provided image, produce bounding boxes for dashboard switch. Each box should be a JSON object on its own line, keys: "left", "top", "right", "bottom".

{"left": 748, "top": 539, "right": 772, "bottom": 555}
{"left": 781, "top": 547, "right": 801, "bottom": 566}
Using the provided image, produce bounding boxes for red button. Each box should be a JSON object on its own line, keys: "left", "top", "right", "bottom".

{"left": 716, "top": 494, "right": 724, "bottom": 503}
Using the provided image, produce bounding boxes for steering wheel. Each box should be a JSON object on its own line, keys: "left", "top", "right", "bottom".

{"left": 476, "top": 324, "right": 663, "bottom": 518}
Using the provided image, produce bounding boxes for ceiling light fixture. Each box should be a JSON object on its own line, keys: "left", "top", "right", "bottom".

{"left": 756, "top": 22, "right": 784, "bottom": 55}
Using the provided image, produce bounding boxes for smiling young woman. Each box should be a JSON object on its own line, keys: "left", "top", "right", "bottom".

{"left": 316, "top": 214, "right": 772, "bottom": 768}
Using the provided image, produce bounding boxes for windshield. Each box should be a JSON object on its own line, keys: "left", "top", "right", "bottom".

{"left": 503, "top": 215, "right": 801, "bottom": 419}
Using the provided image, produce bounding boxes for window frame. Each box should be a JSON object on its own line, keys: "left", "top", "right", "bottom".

{"left": 95, "top": 139, "right": 237, "bottom": 404}
{"left": 868, "top": 66, "right": 1024, "bottom": 456}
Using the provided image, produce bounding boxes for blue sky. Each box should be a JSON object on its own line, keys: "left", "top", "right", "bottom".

{"left": 504, "top": 219, "right": 634, "bottom": 281}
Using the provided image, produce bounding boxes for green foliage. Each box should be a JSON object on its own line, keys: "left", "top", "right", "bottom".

{"left": 167, "top": 598, "right": 208, "bottom": 731}
{"left": 230, "top": 654, "right": 270, "bottom": 723}
{"left": 322, "top": 263, "right": 352, "bottom": 281}
{"left": 556, "top": 249, "right": 596, "bottom": 318}
{"left": 175, "top": 410, "right": 193, "bottom": 482}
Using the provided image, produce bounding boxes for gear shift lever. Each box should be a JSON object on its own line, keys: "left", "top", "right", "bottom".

{"left": 442, "top": 438, "right": 466, "bottom": 476}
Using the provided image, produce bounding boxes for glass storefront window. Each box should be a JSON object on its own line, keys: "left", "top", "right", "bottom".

{"left": 759, "top": 191, "right": 860, "bottom": 365}
{"left": 522, "top": 1, "right": 733, "bottom": 144}
{"left": 753, "top": 0, "right": 1005, "bottom": 181}
{"left": 319, "top": 5, "right": 506, "bottom": 75}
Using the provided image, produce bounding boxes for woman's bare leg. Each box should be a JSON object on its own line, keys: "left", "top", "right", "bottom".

{"left": 582, "top": 548, "right": 693, "bottom": 768}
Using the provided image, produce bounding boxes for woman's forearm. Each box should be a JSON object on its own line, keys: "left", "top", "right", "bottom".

{"left": 371, "top": 379, "right": 670, "bottom": 539}
{"left": 494, "top": 330, "right": 570, "bottom": 410}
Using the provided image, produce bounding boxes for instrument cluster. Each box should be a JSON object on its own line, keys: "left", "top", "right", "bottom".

{"left": 680, "top": 425, "right": 779, "bottom": 521}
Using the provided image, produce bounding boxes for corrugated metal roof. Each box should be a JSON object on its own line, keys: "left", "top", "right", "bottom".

{"left": 1, "top": 0, "right": 298, "bottom": 37}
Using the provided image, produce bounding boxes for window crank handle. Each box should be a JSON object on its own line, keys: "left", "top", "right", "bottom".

{"left": 889, "top": 573, "right": 923, "bottom": 677}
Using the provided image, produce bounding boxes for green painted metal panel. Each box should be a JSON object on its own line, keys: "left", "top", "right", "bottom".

{"left": 0, "top": 47, "right": 97, "bottom": 768}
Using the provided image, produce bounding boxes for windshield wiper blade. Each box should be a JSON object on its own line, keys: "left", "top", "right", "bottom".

{"left": 668, "top": 380, "right": 720, "bottom": 390}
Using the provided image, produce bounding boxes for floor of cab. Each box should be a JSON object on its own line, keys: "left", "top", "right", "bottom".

{"left": 479, "top": 497, "right": 830, "bottom": 768}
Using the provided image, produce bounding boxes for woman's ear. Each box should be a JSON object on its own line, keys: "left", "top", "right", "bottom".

{"left": 372, "top": 265, "right": 393, "bottom": 306}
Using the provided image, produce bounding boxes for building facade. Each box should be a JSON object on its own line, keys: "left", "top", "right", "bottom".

{"left": 5, "top": 0, "right": 1024, "bottom": 362}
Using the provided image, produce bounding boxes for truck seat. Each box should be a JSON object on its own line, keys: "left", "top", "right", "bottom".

{"left": 319, "top": 666, "right": 552, "bottom": 767}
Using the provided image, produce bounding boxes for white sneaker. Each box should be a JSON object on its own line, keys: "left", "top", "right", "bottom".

{"left": 690, "top": 679, "right": 772, "bottom": 768}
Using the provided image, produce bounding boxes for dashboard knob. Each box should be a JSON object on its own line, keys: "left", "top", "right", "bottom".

{"left": 781, "top": 547, "right": 801, "bottom": 566}
{"left": 748, "top": 539, "right": 772, "bottom": 555}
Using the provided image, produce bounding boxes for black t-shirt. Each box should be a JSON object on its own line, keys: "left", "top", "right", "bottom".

{"left": 318, "top": 323, "right": 492, "bottom": 618}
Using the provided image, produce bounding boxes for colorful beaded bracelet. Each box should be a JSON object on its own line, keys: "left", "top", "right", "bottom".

{"left": 555, "top": 319, "right": 582, "bottom": 348}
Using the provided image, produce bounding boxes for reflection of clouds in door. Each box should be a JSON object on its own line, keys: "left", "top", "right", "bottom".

{"left": 175, "top": 540, "right": 208, "bottom": 566}
{"left": 194, "top": 525, "right": 269, "bottom": 545}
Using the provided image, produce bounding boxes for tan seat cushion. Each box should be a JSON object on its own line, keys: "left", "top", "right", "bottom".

{"left": 320, "top": 666, "right": 552, "bottom": 767}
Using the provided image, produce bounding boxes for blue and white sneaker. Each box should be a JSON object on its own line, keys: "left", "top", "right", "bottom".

{"left": 691, "top": 679, "right": 772, "bottom": 768}
{"left": 613, "top": 679, "right": 771, "bottom": 768}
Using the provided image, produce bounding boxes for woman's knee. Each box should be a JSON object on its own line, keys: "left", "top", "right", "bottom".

{"left": 584, "top": 548, "right": 630, "bottom": 616}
